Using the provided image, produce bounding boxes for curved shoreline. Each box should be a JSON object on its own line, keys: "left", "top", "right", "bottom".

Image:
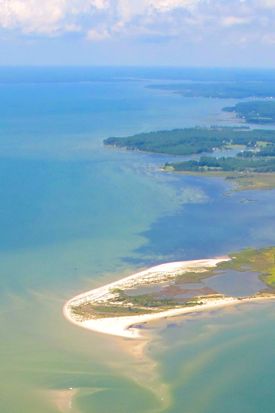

{"left": 63, "top": 258, "right": 275, "bottom": 339}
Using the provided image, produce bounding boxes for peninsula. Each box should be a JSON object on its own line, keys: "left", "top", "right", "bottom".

{"left": 224, "top": 100, "right": 275, "bottom": 124}
{"left": 104, "top": 126, "right": 275, "bottom": 156}
{"left": 104, "top": 127, "right": 275, "bottom": 190}
{"left": 104, "top": 126, "right": 275, "bottom": 190}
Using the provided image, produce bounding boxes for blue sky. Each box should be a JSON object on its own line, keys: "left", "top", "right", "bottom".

{"left": 1, "top": 0, "right": 275, "bottom": 66}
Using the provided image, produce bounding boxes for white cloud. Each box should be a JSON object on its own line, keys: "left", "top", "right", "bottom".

{"left": 261, "top": 0, "right": 275, "bottom": 8}
{"left": 0, "top": 0, "right": 109, "bottom": 34}
{"left": 91, "top": 0, "right": 109, "bottom": 9}
{"left": 149, "top": 0, "right": 200, "bottom": 12}
{"left": 262, "top": 33, "right": 275, "bottom": 44}
{"left": 0, "top": 0, "right": 274, "bottom": 45}
{"left": 87, "top": 26, "right": 110, "bottom": 40}
{"left": 221, "top": 16, "right": 251, "bottom": 27}
{"left": 0, "top": 0, "right": 63, "bottom": 33}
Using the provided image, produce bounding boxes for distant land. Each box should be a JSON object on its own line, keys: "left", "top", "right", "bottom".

{"left": 104, "top": 127, "right": 275, "bottom": 190}
{"left": 166, "top": 155, "right": 275, "bottom": 173}
{"left": 224, "top": 100, "right": 275, "bottom": 124}
{"left": 104, "top": 127, "right": 275, "bottom": 155}
{"left": 104, "top": 77, "right": 275, "bottom": 190}
{"left": 148, "top": 82, "right": 275, "bottom": 99}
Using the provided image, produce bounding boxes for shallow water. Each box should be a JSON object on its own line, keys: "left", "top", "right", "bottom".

{"left": 205, "top": 270, "right": 266, "bottom": 297}
{"left": 0, "top": 67, "right": 275, "bottom": 413}
{"left": 153, "top": 302, "right": 275, "bottom": 413}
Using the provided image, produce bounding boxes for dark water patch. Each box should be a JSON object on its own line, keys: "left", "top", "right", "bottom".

{"left": 130, "top": 175, "right": 275, "bottom": 264}
{"left": 157, "top": 285, "right": 216, "bottom": 300}
{"left": 205, "top": 270, "right": 266, "bottom": 297}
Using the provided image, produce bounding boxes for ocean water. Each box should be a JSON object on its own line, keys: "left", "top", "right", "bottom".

{"left": 0, "top": 67, "right": 274, "bottom": 413}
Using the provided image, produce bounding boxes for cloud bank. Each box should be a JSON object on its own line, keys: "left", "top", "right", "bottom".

{"left": 0, "top": 0, "right": 274, "bottom": 46}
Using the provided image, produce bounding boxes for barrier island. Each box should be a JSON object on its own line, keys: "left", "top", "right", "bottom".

{"left": 64, "top": 248, "right": 275, "bottom": 339}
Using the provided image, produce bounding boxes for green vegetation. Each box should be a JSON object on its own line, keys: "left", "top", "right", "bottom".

{"left": 104, "top": 126, "right": 275, "bottom": 190}
{"left": 223, "top": 247, "right": 275, "bottom": 288}
{"left": 178, "top": 247, "right": 275, "bottom": 289}
{"left": 148, "top": 82, "right": 275, "bottom": 99}
{"left": 224, "top": 173, "right": 275, "bottom": 191}
{"left": 164, "top": 146, "right": 275, "bottom": 190}
{"left": 116, "top": 290, "right": 177, "bottom": 309}
{"left": 71, "top": 295, "right": 206, "bottom": 320}
{"left": 166, "top": 171, "right": 275, "bottom": 191}
{"left": 71, "top": 288, "right": 179, "bottom": 320}
{"left": 239, "top": 146, "right": 275, "bottom": 158}
{"left": 112, "top": 289, "right": 175, "bottom": 308}
{"left": 166, "top": 155, "right": 275, "bottom": 173}
{"left": 71, "top": 302, "right": 154, "bottom": 319}
{"left": 175, "top": 270, "right": 217, "bottom": 283}
{"left": 72, "top": 247, "right": 275, "bottom": 321}
{"left": 104, "top": 127, "right": 275, "bottom": 156}
{"left": 224, "top": 100, "right": 275, "bottom": 124}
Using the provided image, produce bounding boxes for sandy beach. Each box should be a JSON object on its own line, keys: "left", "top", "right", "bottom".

{"left": 64, "top": 258, "right": 275, "bottom": 339}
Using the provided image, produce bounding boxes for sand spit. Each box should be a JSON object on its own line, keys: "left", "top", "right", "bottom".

{"left": 64, "top": 257, "right": 275, "bottom": 339}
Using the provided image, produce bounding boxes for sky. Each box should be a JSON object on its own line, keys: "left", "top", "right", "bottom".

{"left": 1, "top": 0, "right": 275, "bottom": 66}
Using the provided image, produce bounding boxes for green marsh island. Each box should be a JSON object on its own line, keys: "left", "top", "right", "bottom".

{"left": 104, "top": 127, "right": 275, "bottom": 190}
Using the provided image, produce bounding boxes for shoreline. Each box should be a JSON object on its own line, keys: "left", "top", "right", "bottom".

{"left": 63, "top": 258, "right": 275, "bottom": 339}
{"left": 162, "top": 169, "right": 275, "bottom": 191}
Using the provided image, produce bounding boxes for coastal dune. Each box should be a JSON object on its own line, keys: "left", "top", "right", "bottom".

{"left": 63, "top": 258, "right": 275, "bottom": 339}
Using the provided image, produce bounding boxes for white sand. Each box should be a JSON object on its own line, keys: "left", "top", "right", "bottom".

{"left": 63, "top": 257, "right": 275, "bottom": 339}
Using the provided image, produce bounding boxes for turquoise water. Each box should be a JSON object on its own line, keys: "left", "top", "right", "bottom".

{"left": 0, "top": 68, "right": 274, "bottom": 412}
{"left": 152, "top": 302, "right": 275, "bottom": 413}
